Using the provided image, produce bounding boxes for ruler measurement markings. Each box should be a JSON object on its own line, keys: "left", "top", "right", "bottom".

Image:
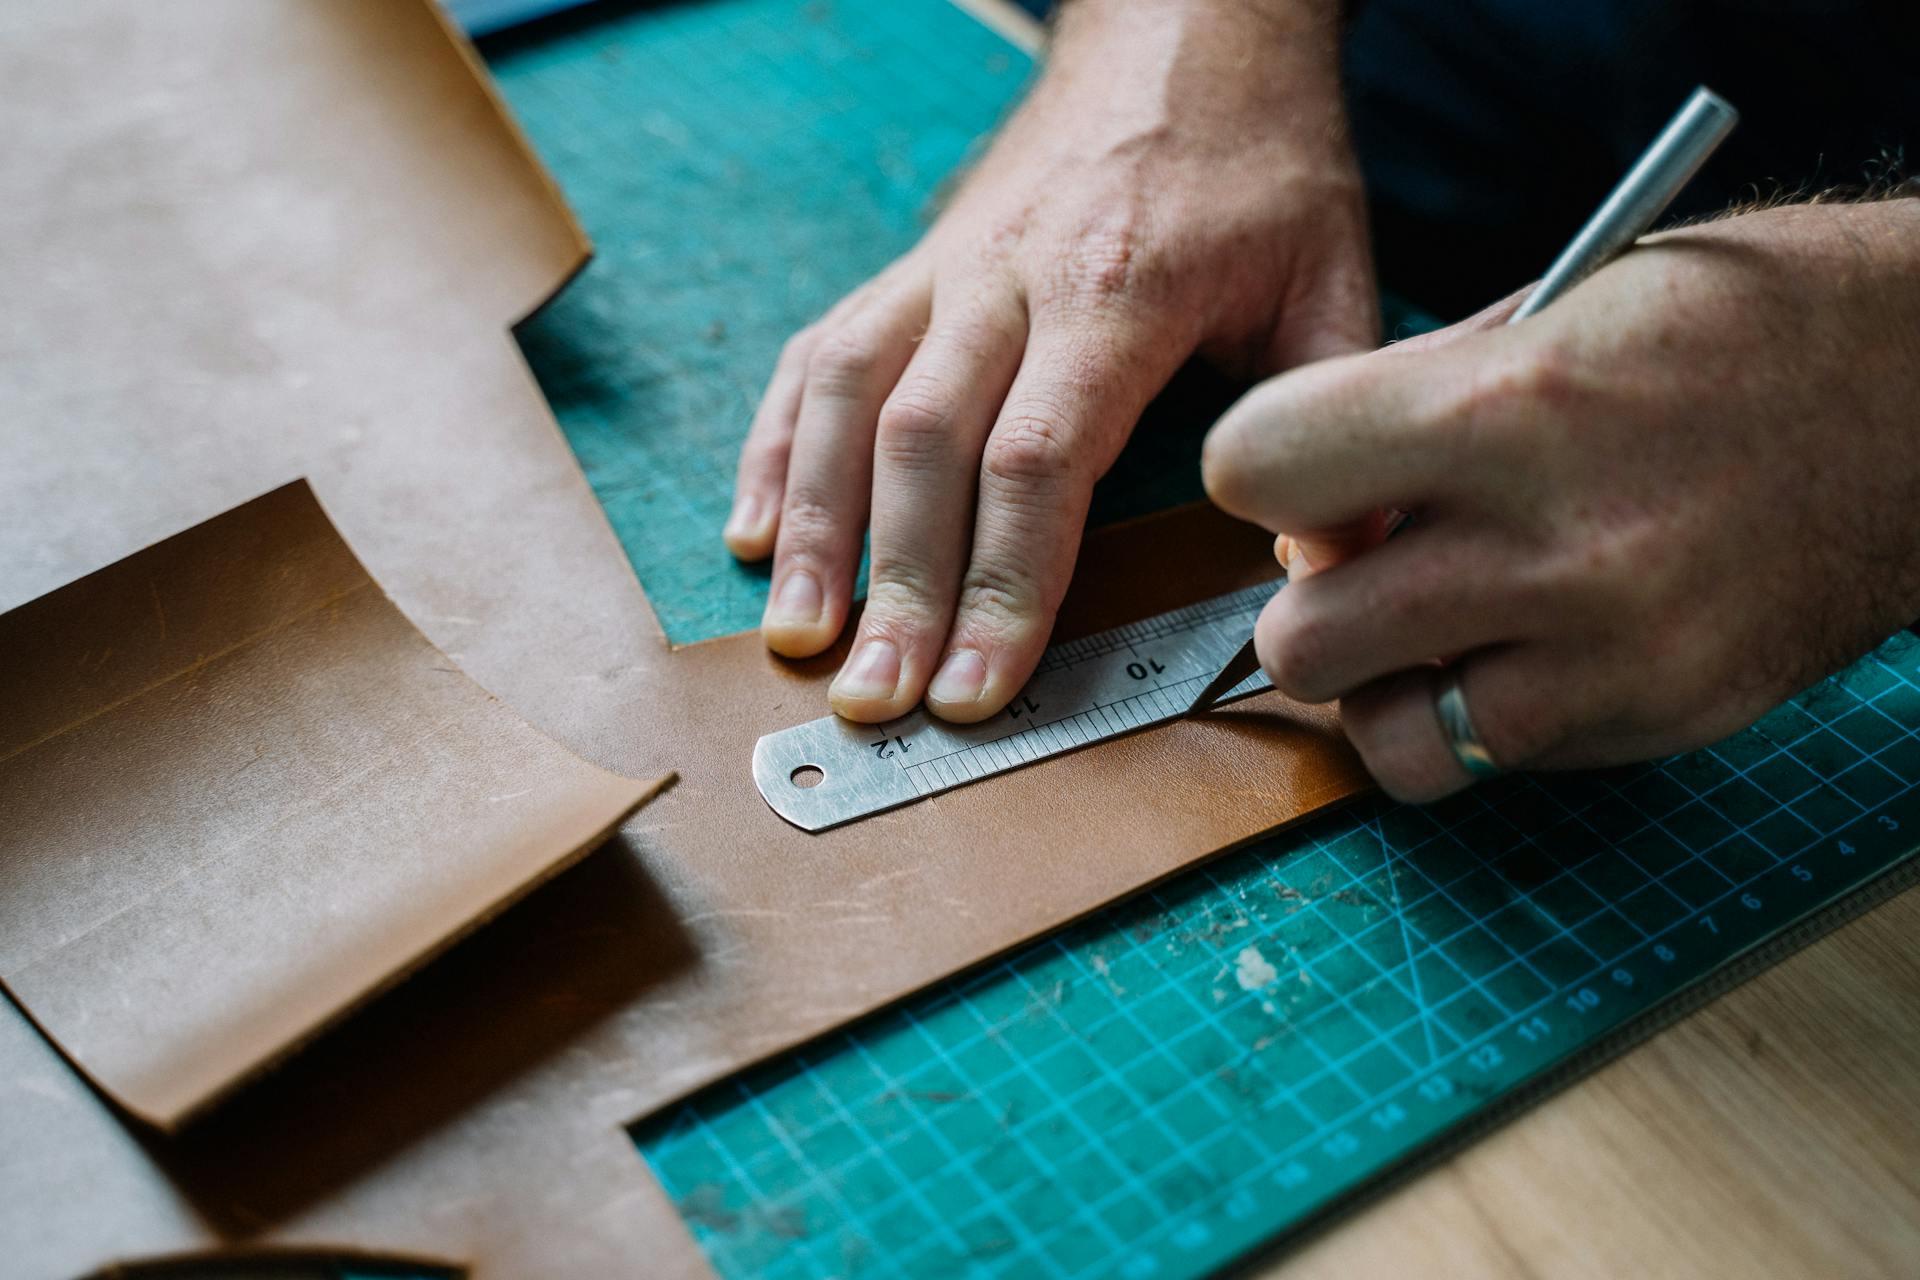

{"left": 896, "top": 674, "right": 1213, "bottom": 771}
{"left": 981, "top": 674, "right": 1176, "bottom": 773}
{"left": 754, "top": 580, "right": 1283, "bottom": 830}
{"left": 1067, "top": 710, "right": 1098, "bottom": 752}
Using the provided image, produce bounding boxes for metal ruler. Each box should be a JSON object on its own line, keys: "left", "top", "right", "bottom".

{"left": 753, "top": 582, "right": 1279, "bottom": 831}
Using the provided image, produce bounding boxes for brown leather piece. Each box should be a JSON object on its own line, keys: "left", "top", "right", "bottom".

{"left": 0, "top": 479, "right": 668, "bottom": 1130}
{"left": 0, "top": 2, "right": 1368, "bottom": 1275}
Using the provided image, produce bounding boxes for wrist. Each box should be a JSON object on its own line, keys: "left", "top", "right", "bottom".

{"left": 1055, "top": 0, "right": 1341, "bottom": 74}
{"left": 1056, "top": 0, "right": 1343, "bottom": 41}
{"left": 1042, "top": 0, "right": 1348, "bottom": 144}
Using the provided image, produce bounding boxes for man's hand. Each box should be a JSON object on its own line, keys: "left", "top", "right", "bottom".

{"left": 1202, "top": 200, "right": 1920, "bottom": 801}
{"left": 725, "top": 0, "right": 1375, "bottom": 724}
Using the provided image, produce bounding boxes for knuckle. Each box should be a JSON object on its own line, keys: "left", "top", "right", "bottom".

{"left": 1373, "top": 567, "right": 1456, "bottom": 635}
{"left": 982, "top": 407, "right": 1078, "bottom": 493}
{"left": 860, "top": 569, "right": 943, "bottom": 632}
{"left": 970, "top": 209, "right": 1031, "bottom": 263}
{"left": 1448, "top": 358, "right": 1528, "bottom": 426}
{"left": 779, "top": 326, "right": 819, "bottom": 367}
{"left": 1531, "top": 516, "right": 1665, "bottom": 632}
{"left": 739, "top": 433, "right": 791, "bottom": 475}
{"left": 1550, "top": 523, "right": 1640, "bottom": 600}
{"left": 958, "top": 561, "right": 1042, "bottom": 637}
{"left": 1517, "top": 341, "right": 1586, "bottom": 408}
{"left": 874, "top": 387, "right": 959, "bottom": 469}
{"left": 776, "top": 493, "right": 842, "bottom": 550}
{"left": 1444, "top": 343, "right": 1586, "bottom": 432}
{"left": 1067, "top": 236, "right": 1136, "bottom": 300}
{"left": 1047, "top": 214, "right": 1159, "bottom": 307}
{"left": 805, "top": 328, "right": 880, "bottom": 391}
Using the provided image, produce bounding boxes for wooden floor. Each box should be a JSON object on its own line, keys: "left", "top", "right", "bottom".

{"left": 1264, "top": 886, "right": 1920, "bottom": 1278}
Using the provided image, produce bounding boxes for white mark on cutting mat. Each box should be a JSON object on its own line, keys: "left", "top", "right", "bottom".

{"left": 1235, "top": 945, "right": 1279, "bottom": 991}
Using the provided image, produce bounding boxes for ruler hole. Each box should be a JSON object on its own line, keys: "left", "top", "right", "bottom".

{"left": 790, "top": 764, "right": 825, "bottom": 789}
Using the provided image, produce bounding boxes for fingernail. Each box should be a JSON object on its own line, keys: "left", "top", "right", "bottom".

{"left": 832, "top": 638, "right": 901, "bottom": 702}
{"left": 928, "top": 648, "right": 987, "bottom": 705}
{"left": 765, "top": 570, "right": 822, "bottom": 628}
{"left": 724, "top": 494, "right": 763, "bottom": 541}
{"left": 1287, "top": 542, "right": 1312, "bottom": 578}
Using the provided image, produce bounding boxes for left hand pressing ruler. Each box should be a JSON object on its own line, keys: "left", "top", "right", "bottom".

{"left": 753, "top": 581, "right": 1280, "bottom": 831}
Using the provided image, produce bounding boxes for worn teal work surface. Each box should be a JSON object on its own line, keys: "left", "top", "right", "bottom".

{"left": 487, "top": 0, "right": 1034, "bottom": 643}
{"left": 483, "top": 4, "right": 1920, "bottom": 1278}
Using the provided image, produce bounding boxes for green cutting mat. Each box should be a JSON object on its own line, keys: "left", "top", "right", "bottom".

{"left": 482, "top": 3, "right": 1920, "bottom": 1277}
{"left": 633, "top": 650, "right": 1920, "bottom": 1277}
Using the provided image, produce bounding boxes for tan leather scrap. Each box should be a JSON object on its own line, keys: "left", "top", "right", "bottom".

{"left": 0, "top": 480, "right": 668, "bottom": 1130}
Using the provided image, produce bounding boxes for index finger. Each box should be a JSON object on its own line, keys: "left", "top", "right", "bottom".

{"left": 1200, "top": 342, "right": 1485, "bottom": 534}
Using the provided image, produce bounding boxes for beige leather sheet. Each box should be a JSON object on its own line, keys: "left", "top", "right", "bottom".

{"left": 0, "top": 480, "right": 665, "bottom": 1130}
{"left": 0, "top": 2, "right": 1368, "bottom": 1274}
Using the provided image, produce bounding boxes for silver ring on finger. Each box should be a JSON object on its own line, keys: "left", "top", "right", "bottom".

{"left": 1434, "top": 668, "right": 1504, "bottom": 780}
